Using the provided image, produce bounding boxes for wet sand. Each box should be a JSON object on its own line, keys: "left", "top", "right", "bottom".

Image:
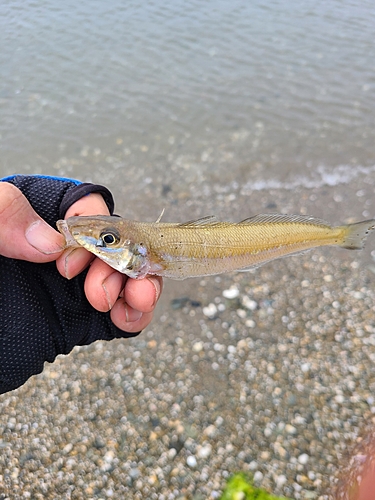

{"left": 0, "top": 173, "right": 375, "bottom": 500}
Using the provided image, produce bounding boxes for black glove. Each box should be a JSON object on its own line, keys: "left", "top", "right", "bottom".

{"left": 0, "top": 174, "right": 140, "bottom": 394}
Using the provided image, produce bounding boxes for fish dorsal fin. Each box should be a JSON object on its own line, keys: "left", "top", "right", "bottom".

{"left": 239, "top": 213, "right": 331, "bottom": 227}
{"left": 178, "top": 215, "right": 220, "bottom": 227}
{"left": 155, "top": 208, "right": 165, "bottom": 223}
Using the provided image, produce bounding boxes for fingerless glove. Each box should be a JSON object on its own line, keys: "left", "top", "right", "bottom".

{"left": 0, "top": 175, "right": 139, "bottom": 394}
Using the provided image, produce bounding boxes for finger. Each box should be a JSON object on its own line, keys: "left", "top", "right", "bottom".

{"left": 83, "top": 258, "right": 126, "bottom": 312}
{"left": 110, "top": 299, "right": 154, "bottom": 332}
{"left": 57, "top": 192, "right": 111, "bottom": 278}
{"left": 56, "top": 247, "right": 95, "bottom": 280}
{"left": 64, "top": 192, "right": 110, "bottom": 218}
{"left": 123, "top": 276, "right": 163, "bottom": 313}
{"left": 0, "top": 182, "right": 64, "bottom": 261}
{"left": 107, "top": 276, "right": 162, "bottom": 332}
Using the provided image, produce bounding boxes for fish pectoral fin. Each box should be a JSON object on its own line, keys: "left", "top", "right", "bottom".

{"left": 239, "top": 213, "right": 331, "bottom": 227}
{"left": 156, "top": 257, "right": 207, "bottom": 280}
{"left": 178, "top": 215, "right": 220, "bottom": 227}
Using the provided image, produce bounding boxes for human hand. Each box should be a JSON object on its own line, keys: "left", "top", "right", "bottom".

{"left": 0, "top": 181, "right": 162, "bottom": 332}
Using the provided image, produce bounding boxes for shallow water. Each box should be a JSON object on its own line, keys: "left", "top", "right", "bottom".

{"left": 0, "top": 0, "right": 374, "bottom": 201}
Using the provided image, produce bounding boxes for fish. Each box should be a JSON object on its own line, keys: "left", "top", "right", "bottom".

{"left": 56, "top": 214, "right": 375, "bottom": 280}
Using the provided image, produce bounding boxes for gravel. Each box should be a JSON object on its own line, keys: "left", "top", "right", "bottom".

{"left": 1, "top": 176, "right": 375, "bottom": 500}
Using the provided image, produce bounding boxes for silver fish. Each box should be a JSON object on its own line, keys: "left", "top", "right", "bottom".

{"left": 57, "top": 214, "right": 375, "bottom": 280}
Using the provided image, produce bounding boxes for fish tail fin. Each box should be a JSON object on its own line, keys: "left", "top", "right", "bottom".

{"left": 340, "top": 219, "right": 375, "bottom": 250}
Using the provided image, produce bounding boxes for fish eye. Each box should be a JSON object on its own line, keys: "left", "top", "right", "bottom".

{"left": 100, "top": 229, "right": 120, "bottom": 246}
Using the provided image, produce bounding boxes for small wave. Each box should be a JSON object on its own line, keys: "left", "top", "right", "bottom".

{"left": 241, "top": 164, "right": 375, "bottom": 193}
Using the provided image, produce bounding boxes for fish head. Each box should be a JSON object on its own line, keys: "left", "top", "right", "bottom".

{"left": 58, "top": 216, "right": 135, "bottom": 274}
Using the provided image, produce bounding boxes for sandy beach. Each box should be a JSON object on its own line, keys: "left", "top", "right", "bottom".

{"left": 1, "top": 171, "right": 374, "bottom": 500}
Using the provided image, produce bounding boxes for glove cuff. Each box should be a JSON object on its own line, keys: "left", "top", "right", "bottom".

{"left": 1, "top": 174, "right": 116, "bottom": 227}
{"left": 59, "top": 182, "right": 115, "bottom": 218}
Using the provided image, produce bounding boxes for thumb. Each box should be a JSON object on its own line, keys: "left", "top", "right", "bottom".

{"left": 0, "top": 182, "right": 64, "bottom": 262}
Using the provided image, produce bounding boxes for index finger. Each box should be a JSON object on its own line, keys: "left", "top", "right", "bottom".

{"left": 56, "top": 193, "right": 110, "bottom": 279}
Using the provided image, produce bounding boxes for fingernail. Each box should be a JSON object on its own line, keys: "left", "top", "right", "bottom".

{"left": 124, "top": 304, "right": 142, "bottom": 323}
{"left": 147, "top": 277, "right": 160, "bottom": 307}
{"left": 64, "top": 247, "right": 92, "bottom": 280}
{"left": 102, "top": 272, "right": 124, "bottom": 311}
{"left": 25, "top": 220, "right": 63, "bottom": 255}
{"left": 102, "top": 281, "right": 112, "bottom": 311}
{"left": 63, "top": 248, "right": 79, "bottom": 280}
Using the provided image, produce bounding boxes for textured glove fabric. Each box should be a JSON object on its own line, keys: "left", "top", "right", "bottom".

{"left": 0, "top": 175, "right": 139, "bottom": 394}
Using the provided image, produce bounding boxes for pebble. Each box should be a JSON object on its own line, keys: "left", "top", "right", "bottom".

{"left": 202, "top": 303, "right": 217, "bottom": 317}
{"left": 285, "top": 424, "right": 297, "bottom": 435}
{"left": 298, "top": 453, "right": 309, "bottom": 465}
{"left": 186, "top": 456, "right": 197, "bottom": 468}
{"left": 245, "top": 319, "right": 256, "bottom": 328}
{"left": 253, "top": 471, "right": 264, "bottom": 482}
{"left": 264, "top": 427, "right": 272, "bottom": 437}
{"left": 197, "top": 444, "right": 212, "bottom": 459}
{"left": 276, "top": 475, "right": 287, "bottom": 488}
{"left": 222, "top": 287, "right": 240, "bottom": 299}
{"left": 236, "top": 308, "right": 247, "bottom": 318}
{"left": 192, "top": 341, "right": 203, "bottom": 352}
{"left": 301, "top": 362, "right": 310, "bottom": 373}
{"left": 241, "top": 296, "right": 258, "bottom": 310}
{"left": 203, "top": 425, "right": 217, "bottom": 438}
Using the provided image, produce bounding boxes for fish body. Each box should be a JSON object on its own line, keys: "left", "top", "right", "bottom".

{"left": 57, "top": 214, "right": 375, "bottom": 280}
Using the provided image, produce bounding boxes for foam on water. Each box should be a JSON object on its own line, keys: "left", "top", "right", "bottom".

{"left": 241, "top": 164, "right": 375, "bottom": 193}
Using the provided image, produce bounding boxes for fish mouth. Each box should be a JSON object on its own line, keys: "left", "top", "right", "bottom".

{"left": 56, "top": 219, "right": 81, "bottom": 248}
{"left": 57, "top": 219, "right": 101, "bottom": 249}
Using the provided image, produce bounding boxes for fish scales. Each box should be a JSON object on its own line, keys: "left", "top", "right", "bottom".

{"left": 57, "top": 214, "right": 375, "bottom": 280}
{"left": 126, "top": 220, "right": 343, "bottom": 278}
